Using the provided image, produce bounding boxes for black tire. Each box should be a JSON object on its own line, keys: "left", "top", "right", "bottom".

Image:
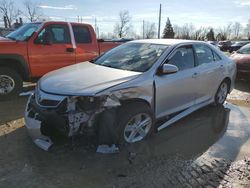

{"left": 0, "top": 67, "right": 23, "bottom": 100}
{"left": 116, "top": 102, "right": 154, "bottom": 145}
{"left": 214, "top": 80, "right": 229, "bottom": 106}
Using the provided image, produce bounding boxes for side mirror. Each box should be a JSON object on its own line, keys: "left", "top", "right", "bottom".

{"left": 161, "top": 64, "right": 179, "bottom": 74}
{"left": 42, "top": 31, "right": 53, "bottom": 45}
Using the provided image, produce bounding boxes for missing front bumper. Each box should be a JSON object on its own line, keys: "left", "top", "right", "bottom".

{"left": 24, "top": 93, "right": 121, "bottom": 151}
{"left": 25, "top": 96, "right": 54, "bottom": 151}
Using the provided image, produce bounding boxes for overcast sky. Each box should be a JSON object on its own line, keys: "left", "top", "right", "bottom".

{"left": 16, "top": 0, "right": 250, "bottom": 35}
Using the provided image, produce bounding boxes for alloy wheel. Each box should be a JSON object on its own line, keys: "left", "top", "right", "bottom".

{"left": 123, "top": 113, "right": 152, "bottom": 143}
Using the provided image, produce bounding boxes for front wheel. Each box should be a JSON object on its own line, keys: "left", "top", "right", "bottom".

{"left": 0, "top": 67, "right": 23, "bottom": 100}
{"left": 214, "top": 81, "right": 229, "bottom": 106}
{"left": 117, "top": 102, "right": 154, "bottom": 144}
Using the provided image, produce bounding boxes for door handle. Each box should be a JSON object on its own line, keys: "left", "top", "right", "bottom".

{"left": 192, "top": 72, "right": 198, "bottom": 78}
{"left": 66, "top": 48, "right": 75, "bottom": 52}
{"left": 220, "top": 64, "right": 224, "bottom": 69}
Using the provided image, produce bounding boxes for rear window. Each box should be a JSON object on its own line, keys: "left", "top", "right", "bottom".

{"left": 72, "top": 25, "right": 92, "bottom": 44}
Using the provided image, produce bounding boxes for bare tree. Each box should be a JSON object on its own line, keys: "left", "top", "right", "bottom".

{"left": 217, "top": 22, "right": 233, "bottom": 40}
{"left": 24, "top": 0, "right": 43, "bottom": 22}
{"left": 144, "top": 22, "right": 156, "bottom": 39}
{"left": 232, "top": 22, "right": 242, "bottom": 39}
{"left": 245, "top": 19, "right": 250, "bottom": 39}
{"left": 99, "top": 32, "right": 116, "bottom": 40}
{"left": 200, "top": 27, "right": 210, "bottom": 40}
{"left": 173, "top": 24, "right": 210, "bottom": 40}
{"left": 192, "top": 27, "right": 209, "bottom": 40}
{"left": 114, "top": 10, "right": 131, "bottom": 38}
{"left": 193, "top": 28, "right": 202, "bottom": 40}
{"left": 179, "top": 23, "right": 195, "bottom": 39}
{"left": 173, "top": 24, "right": 181, "bottom": 39}
{"left": 0, "top": 0, "right": 21, "bottom": 28}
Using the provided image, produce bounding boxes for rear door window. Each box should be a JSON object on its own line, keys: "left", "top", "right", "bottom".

{"left": 194, "top": 44, "right": 214, "bottom": 65}
{"left": 72, "top": 25, "right": 92, "bottom": 43}
{"left": 213, "top": 51, "right": 222, "bottom": 61}
{"left": 168, "top": 45, "right": 195, "bottom": 71}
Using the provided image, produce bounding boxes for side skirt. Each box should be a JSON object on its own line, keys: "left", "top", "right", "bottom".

{"left": 157, "top": 99, "right": 214, "bottom": 131}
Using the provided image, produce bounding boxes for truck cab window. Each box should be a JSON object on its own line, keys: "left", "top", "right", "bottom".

{"left": 36, "top": 24, "right": 70, "bottom": 44}
{"left": 72, "top": 25, "right": 92, "bottom": 43}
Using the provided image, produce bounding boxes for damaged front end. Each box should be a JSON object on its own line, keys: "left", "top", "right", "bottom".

{"left": 25, "top": 88, "right": 121, "bottom": 151}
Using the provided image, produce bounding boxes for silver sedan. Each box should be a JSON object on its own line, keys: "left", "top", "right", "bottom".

{"left": 24, "top": 39, "right": 236, "bottom": 150}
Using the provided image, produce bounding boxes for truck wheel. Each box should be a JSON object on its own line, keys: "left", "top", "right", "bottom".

{"left": 0, "top": 67, "right": 22, "bottom": 100}
{"left": 116, "top": 102, "right": 154, "bottom": 145}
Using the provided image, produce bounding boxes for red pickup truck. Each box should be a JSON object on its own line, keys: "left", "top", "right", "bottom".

{"left": 0, "top": 21, "right": 122, "bottom": 99}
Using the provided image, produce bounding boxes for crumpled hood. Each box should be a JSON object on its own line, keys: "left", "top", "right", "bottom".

{"left": 40, "top": 62, "right": 141, "bottom": 96}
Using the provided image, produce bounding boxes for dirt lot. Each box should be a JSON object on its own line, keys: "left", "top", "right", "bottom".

{"left": 0, "top": 80, "right": 250, "bottom": 188}
{"left": 227, "top": 79, "right": 250, "bottom": 107}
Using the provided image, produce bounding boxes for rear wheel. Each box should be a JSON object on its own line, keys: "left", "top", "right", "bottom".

{"left": 214, "top": 81, "right": 229, "bottom": 105}
{"left": 0, "top": 67, "right": 22, "bottom": 100}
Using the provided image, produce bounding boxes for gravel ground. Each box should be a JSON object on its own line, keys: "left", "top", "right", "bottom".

{"left": 107, "top": 155, "right": 250, "bottom": 188}
{"left": 0, "top": 80, "right": 250, "bottom": 188}
{"left": 227, "top": 80, "right": 250, "bottom": 107}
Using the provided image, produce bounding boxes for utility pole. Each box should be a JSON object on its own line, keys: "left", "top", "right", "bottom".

{"left": 142, "top": 20, "right": 145, "bottom": 39}
{"left": 77, "top": 16, "right": 79, "bottom": 23}
{"left": 95, "top": 17, "right": 97, "bottom": 32}
{"left": 158, "top": 4, "right": 162, "bottom": 39}
{"left": 97, "top": 26, "right": 99, "bottom": 39}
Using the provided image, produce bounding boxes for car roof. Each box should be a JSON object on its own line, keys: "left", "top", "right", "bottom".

{"left": 241, "top": 43, "right": 250, "bottom": 48}
{"left": 36, "top": 21, "right": 92, "bottom": 27}
{"left": 129, "top": 39, "right": 205, "bottom": 46}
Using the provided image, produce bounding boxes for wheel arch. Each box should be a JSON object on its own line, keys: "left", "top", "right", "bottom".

{"left": 0, "top": 54, "right": 30, "bottom": 81}
{"left": 120, "top": 98, "right": 152, "bottom": 110}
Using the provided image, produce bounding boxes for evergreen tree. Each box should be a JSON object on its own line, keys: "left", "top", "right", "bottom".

{"left": 162, "top": 18, "right": 175, "bottom": 38}
{"left": 206, "top": 28, "right": 215, "bottom": 41}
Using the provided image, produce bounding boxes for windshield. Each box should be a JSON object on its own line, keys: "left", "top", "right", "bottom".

{"left": 6, "top": 23, "right": 42, "bottom": 41}
{"left": 94, "top": 43, "right": 168, "bottom": 72}
{"left": 238, "top": 44, "right": 250, "bottom": 54}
